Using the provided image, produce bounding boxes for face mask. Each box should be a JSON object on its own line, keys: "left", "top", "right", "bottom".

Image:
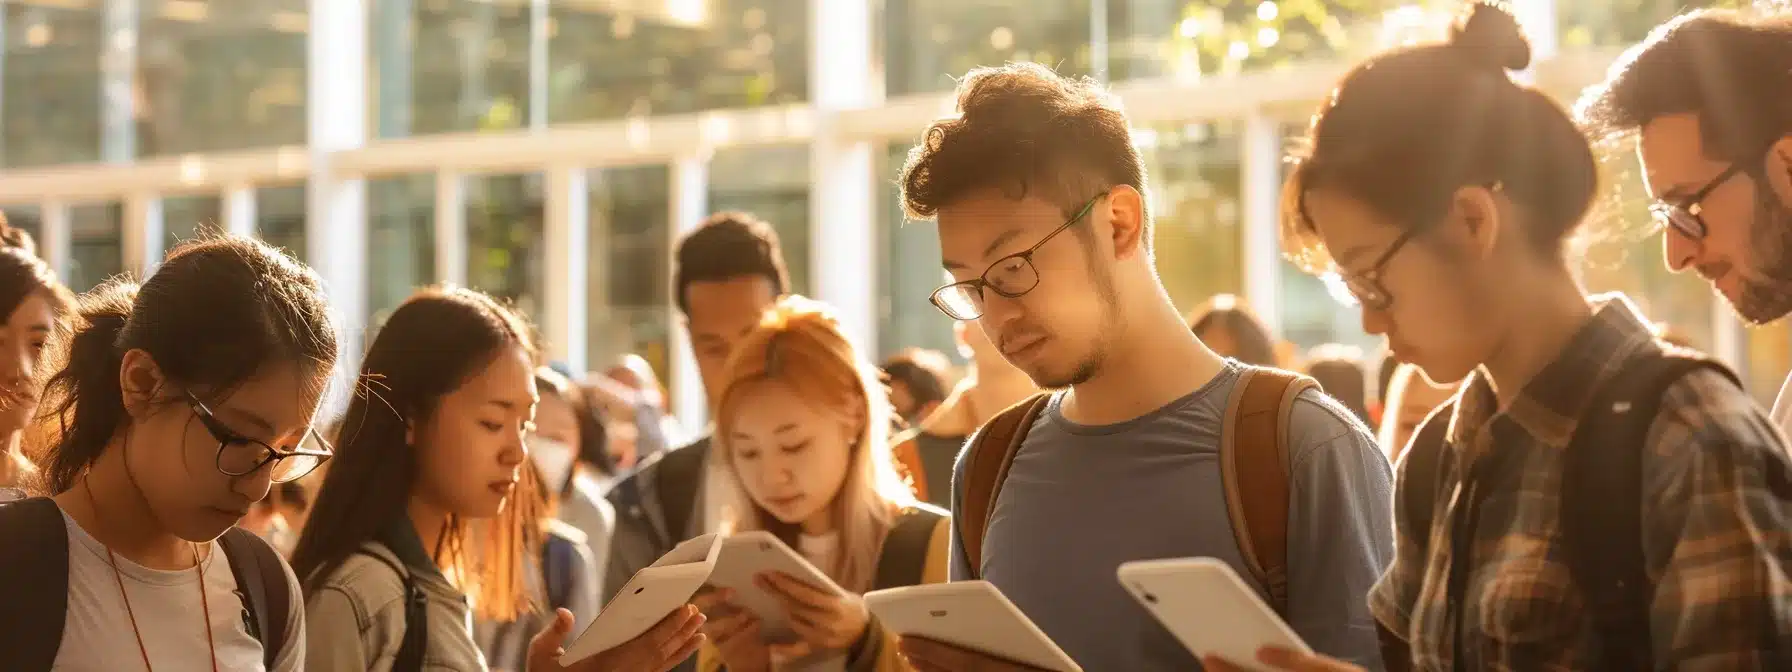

{"left": 529, "top": 434, "right": 577, "bottom": 492}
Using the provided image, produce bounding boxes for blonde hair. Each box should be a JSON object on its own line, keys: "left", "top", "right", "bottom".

{"left": 713, "top": 295, "right": 916, "bottom": 592}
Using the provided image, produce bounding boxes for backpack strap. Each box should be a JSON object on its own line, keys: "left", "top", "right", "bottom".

{"left": 357, "top": 549, "right": 429, "bottom": 672}
{"left": 1219, "top": 368, "right": 1316, "bottom": 615}
{"left": 890, "top": 429, "right": 929, "bottom": 503}
{"left": 543, "top": 533, "right": 578, "bottom": 611}
{"left": 0, "top": 496, "right": 71, "bottom": 672}
{"left": 1561, "top": 350, "right": 1739, "bottom": 671}
{"left": 873, "top": 507, "right": 945, "bottom": 591}
{"left": 1400, "top": 402, "right": 1457, "bottom": 554}
{"left": 219, "top": 527, "right": 291, "bottom": 670}
{"left": 959, "top": 393, "right": 1052, "bottom": 580}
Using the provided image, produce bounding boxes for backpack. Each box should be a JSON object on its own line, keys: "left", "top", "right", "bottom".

{"left": 958, "top": 367, "right": 1316, "bottom": 614}
{"left": 1399, "top": 349, "right": 1742, "bottom": 670}
{"left": 543, "top": 532, "right": 580, "bottom": 613}
{"left": 358, "top": 547, "right": 430, "bottom": 672}
{"left": 0, "top": 496, "right": 293, "bottom": 672}
{"left": 873, "top": 506, "right": 947, "bottom": 591}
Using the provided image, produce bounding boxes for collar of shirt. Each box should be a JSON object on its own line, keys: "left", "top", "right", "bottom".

{"left": 1447, "top": 293, "right": 1658, "bottom": 461}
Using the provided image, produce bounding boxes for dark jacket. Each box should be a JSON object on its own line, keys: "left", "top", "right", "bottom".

{"left": 603, "top": 435, "right": 712, "bottom": 603}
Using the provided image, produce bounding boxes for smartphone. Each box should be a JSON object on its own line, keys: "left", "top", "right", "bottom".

{"left": 864, "top": 580, "right": 1082, "bottom": 672}
{"left": 706, "top": 531, "right": 848, "bottom": 640}
{"left": 1116, "top": 557, "right": 1310, "bottom": 671}
{"left": 560, "top": 533, "right": 721, "bottom": 665}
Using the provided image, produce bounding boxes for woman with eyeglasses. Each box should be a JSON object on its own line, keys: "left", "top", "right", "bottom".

{"left": 0, "top": 235, "right": 338, "bottom": 671}
{"left": 293, "top": 286, "right": 702, "bottom": 672}
{"left": 1203, "top": 3, "right": 1792, "bottom": 671}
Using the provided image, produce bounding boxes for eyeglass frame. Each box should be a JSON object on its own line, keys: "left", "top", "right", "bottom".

{"left": 183, "top": 390, "right": 333, "bottom": 483}
{"left": 928, "top": 194, "right": 1104, "bottom": 321}
{"left": 1310, "top": 182, "right": 1503, "bottom": 312}
{"left": 1649, "top": 162, "right": 1746, "bottom": 242}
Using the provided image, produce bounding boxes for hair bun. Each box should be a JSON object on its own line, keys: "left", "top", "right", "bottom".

{"left": 1449, "top": 1, "right": 1532, "bottom": 72}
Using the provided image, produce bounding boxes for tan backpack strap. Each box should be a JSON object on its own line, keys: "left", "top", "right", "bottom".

{"left": 1220, "top": 368, "right": 1316, "bottom": 616}
{"left": 891, "top": 432, "right": 929, "bottom": 503}
{"left": 958, "top": 393, "right": 1052, "bottom": 580}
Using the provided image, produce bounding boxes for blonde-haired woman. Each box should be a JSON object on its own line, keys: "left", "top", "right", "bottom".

{"left": 696, "top": 295, "right": 949, "bottom": 672}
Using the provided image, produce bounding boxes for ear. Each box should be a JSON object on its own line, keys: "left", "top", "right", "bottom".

{"left": 1447, "top": 185, "right": 1503, "bottom": 261}
{"left": 1765, "top": 134, "right": 1792, "bottom": 207}
{"left": 1104, "top": 185, "right": 1149, "bottom": 261}
{"left": 117, "top": 348, "right": 166, "bottom": 420}
{"left": 845, "top": 402, "right": 869, "bottom": 442}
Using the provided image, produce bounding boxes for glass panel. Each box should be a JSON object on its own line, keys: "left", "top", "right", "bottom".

{"left": 69, "top": 203, "right": 123, "bottom": 293}
{"left": 466, "top": 173, "right": 545, "bottom": 322}
{"left": 708, "top": 144, "right": 811, "bottom": 293}
{"left": 3, "top": 3, "right": 104, "bottom": 167}
{"left": 375, "top": 0, "right": 531, "bottom": 138}
{"left": 548, "top": 0, "right": 809, "bottom": 123}
{"left": 137, "top": 0, "right": 308, "bottom": 156}
{"left": 588, "top": 165, "right": 673, "bottom": 389}
{"left": 876, "top": 143, "right": 956, "bottom": 360}
{"left": 1109, "top": 0, "right": 1455, "bottom": 81}
{"left": 162, "top": 195, "right": 222, "bottom": 249}
{"left": 1275, "top": 123, "right": 1372, "bottom": 354}
{"left": 367, "top": 175, "right": 435, "bottom": 328}
{"left": 1579, "top": 144, "right": 1716, "bottom": 353}
{"left": 1559, "top": 0, "right": 1754, "bottom": 50}
{"left": 257, "top": 185, "right": 307, "bottom": 260}
{"left": 1744, "top": 321, "right": 1789, "bottom": 406}
{"left": 1142, "top": 120, "right": 1244, "bottom": 315}
{"left": 2, "top": 206, "right": 43, "bottom": 254}
{"left": 883, "top": 0, "right": 1092, "bottom": 96}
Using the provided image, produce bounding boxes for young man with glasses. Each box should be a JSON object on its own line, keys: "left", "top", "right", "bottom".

{"left": 1577, "top": 9, "right": 1792, "bottom": 430}
{"left": 892, "top": 62, "right": 1394, "bottom": 671}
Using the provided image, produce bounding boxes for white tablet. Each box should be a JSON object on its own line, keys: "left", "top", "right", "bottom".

{"left": 864, "top": 581, "right": 1081, "bottom": 672}
{"left": 561, "top": 533, "right": 721, "bottom": 665}
{"left": 706, "top": 531, "right": 848, "bottom": 641}
{"left": 1116, "top": 558, "right": 1310, "bottom": 671}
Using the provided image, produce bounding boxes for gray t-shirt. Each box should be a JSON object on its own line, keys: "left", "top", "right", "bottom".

{"left": 53, "top": 507, "right": 305, "bottom": 671}
{"left": 949, "top": 363, "right": 1395, "bottom": 670}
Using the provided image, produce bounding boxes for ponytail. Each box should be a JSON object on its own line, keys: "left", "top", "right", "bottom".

{"left": 40, "top": 280, "right": 138, "bottom": 494}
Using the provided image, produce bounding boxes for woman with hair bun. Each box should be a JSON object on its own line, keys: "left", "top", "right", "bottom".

{"left": 1210, "top": 2, "right": 1792, "bottom": 670}
{"left": 0, "top": 221, "right": 74, "bottom": 501}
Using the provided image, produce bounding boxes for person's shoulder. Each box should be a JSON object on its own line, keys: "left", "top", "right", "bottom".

{"left": 1645, "top": 366, "right": 1789, "bottom": 480}
{"left": 605, "top": 434, "right": 712, "bottom": 505}
{"left": 308, "top": 543, "right": 409, "bottom": 613}
{"left": 1287, "top": 387, "right": 1378, "bottom": 450}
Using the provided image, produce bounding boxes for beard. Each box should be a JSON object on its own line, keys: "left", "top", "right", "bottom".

{"left": 1030, "top": 257, "right": 1123, "bottom": 389}
{"left": 1728, "top": 178, "right": 1792, "bottom": 324}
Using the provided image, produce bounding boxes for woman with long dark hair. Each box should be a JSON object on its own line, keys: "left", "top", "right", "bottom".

{"left": 294, "top": 286, "right": 701, "bottom": 672}
{"left": 0, "top": 223, "right": 75, "bottom": 501}
{"left": 0, "top": 235, "right": 339, "bottom": 670}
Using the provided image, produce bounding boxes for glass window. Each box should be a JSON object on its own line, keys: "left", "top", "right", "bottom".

{"left": 1141, "top": 120, "right": 1244, "bottom": 315}
{"left": 163, "top": 195, "right": 222, "bottom": 249}
{"left": 708, "top": 144, "right": 811, "bottom": 293}
{"left": 588, "top": 164, "right": 673, "bottom": 387}
{"left": 1745, "top": 321, "right": 1790, "bottom": 406}
{"left": 876, "top": 143, "right": 956, "bottom": 360}
{"left": 3, "top": 206, "right": 43, "bottom": 251}
{"left": 3, "top": 3, "right": 104, "bottom": 167}
{"left": 367, "top": 175, "right": 435, "bottom": 327}
{"left": 137, "top": 0, "right": 308, "bottom": 156}
{"left": 465, "top": 173, "right": 545, "bottom": 321}
{"left": 69, "top": 203, "right": 123, "bottom": 292}
{"left": 257, "top": 185, "right": 307, "bottom": 260}
{"left": 1578, "top": 146, "right": 1717, "bottom": 353}
{"left": 883, "top": 0, "right": 1092, "bottom": 96}
{"left": 1109, "top": 0, "right": 1453, "bottom": 82}
{"left": 1559, "top": 0, "right": 1753, "bottom": 50}
{"left": 548, "top": 1, "right": 808, "bottom": 123}
{"left": 1273, "top": 123, "right": 1372, "bottom": 353}
{"left": 374, "top": 0, "right": 531, "bottom": 138}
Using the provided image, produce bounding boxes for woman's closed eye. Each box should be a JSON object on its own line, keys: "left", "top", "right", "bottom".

{"left": 779, "top": 440, "right": 810, "bottom": 455}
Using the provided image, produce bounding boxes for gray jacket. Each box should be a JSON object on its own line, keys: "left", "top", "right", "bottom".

{"left": 602, "top": 435, "right": 711, "bottom": 603}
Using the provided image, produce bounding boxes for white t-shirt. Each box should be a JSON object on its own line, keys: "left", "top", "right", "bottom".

{"left": 797, "top": 532, "right": 840, "bottom": 574}
{"left": 52, "top": 508, "right": 305, "bottom": 671}
{"left": 1774, "top": 375, "right": 1792, "bottom": 439}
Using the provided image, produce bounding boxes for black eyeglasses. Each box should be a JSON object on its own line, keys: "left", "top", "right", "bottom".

{"left": 184, "top": 391, "right": 332, "bottom": 483}
{"left": 1650, "top": 163, "right": 1745, "bottom": 242}
{"left": 930, "top": 195, "right": 1103, "bottom": 321}
{"left": 1319, "top": 182, "right": 1503, "bottom": 312}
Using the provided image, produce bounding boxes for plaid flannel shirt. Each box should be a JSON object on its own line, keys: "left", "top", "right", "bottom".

{"left": 1368, "top": 294, "right": 1792, "bottom": 670}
